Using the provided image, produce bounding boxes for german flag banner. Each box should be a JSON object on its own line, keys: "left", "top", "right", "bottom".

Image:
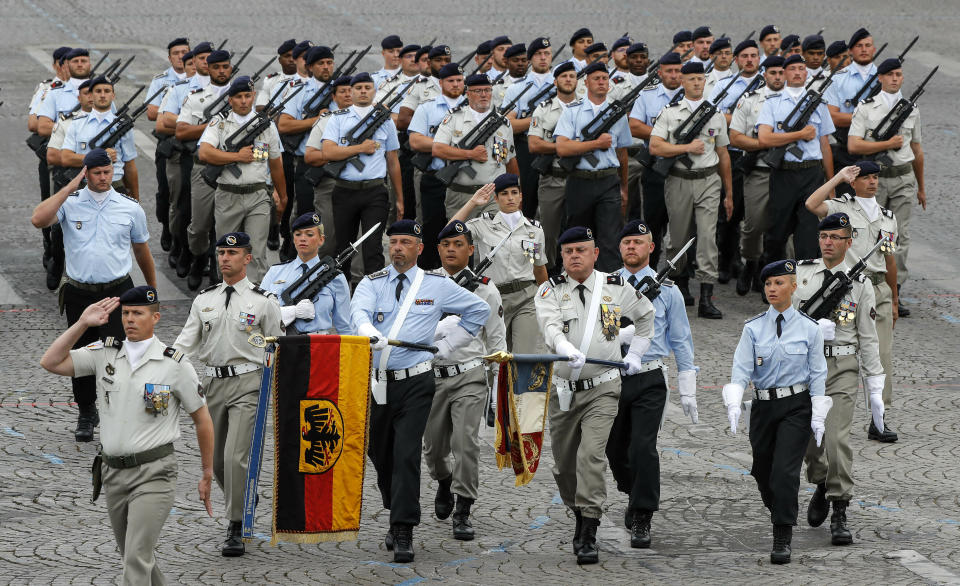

{"left": 272, "top": 335, "right": 372, "bottom": 544}
{"left": 492, "top": 356, "right": 553, "bottom": 486}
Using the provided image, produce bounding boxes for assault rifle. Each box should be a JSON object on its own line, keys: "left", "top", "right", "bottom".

{"left": 870, "top": 65, "right": 937, "bottom": 167}
{"left": 551, "top": 44, "right": 566, "bottom": 64}
{"left": 762, "top": 66, "right": 840, "bottom": 168}
{"left": 517, "top": 83, "right": 557, "bottom": 119}
{"left": 454, "top": 232, "right": 511, "bottom": 291}
{"left": 409, "top": 97, "right": 467, "bottom": 172}
{"left": 631, "top": 237, "right": 694, "bottom": 302}
{"left": 227, "top": 45, "right": 254, "bottom": 81}
{"left": 280, "top": 222, "right": 381, "bottom": 306}
{"left": 88, "top": 52, "right": 110, "bottom": 77}
{"left": 468, "top": 53, "right": 493, "bottom": 76}
{"left": 849, "top": 36, "right": 917, "bottom": 108}
{"left": 107, "top": 55, "right": 135, "bottom": 83}
{"left": 90, "top": 85, "right": 166, "bottom": 150}
{"left": 457, "top": 48, "right": 478, "bottom": 68}
{"left": 727, "top": 74, "right": 765, "bottom": 114}
{"left": 799, "top": 238, "right": 884, "bottom": 320}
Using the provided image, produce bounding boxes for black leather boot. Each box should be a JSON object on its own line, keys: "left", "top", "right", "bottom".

{"left": 393, "top": 524, "right": 414, "bottom": 563}
{"left": 630, "top": 511, "right": 652, "bottom": 549}
{"left": 167, "top": 239, "right": 181, "bottom": 269}
{"left": 187, "top": 256, "right": 206, "bottom": 291}
{"left": 176, "top": 248, "right": 193, "bottom": 279}
{"left": 221, "top": 521, "right": 245, "bottom": 557}
{"left": 267, "top": 222, "right": 280, "bottom": 251}
{"left": 576, "top": 517, "right": 600, "bottom": 565}
{"left": 698, "top": 283, "right": 722, "bottom": 319}
{"left": 770, "top": 524, "right": 792, "bottom": 564}
{"left": 74, "top": 404, "right": 99, "bottom": 442}
{"left": 830, "top": 500, "right": 853, "bottom": 545}
{"left": 434, "top": 476, "right": 454, "bottom": 520}
{"left": 384, "top": 525, "right": 395, "bottom": 551}
{"left": 675, "top": 277, "right": 695, "bottom": 306}
{"left": 807, "top": 483, "right": 829, "bottom": 527}
{"left": 452, "top": 496, "right": 475, "bottom": 541}
{"left": 572, "top": 509, "right": 583, "bottom": 554}
{"left": 160, "top": 223, "right": 172, "bottom": 251}
{"left": 897, "top": 284, "right": 910, "bottom": 317}
{"left": 868, "top": 416, "right": 898, "bottom": 442}
{"left": 737, "top": 260, "right": 757, "bottom": 296}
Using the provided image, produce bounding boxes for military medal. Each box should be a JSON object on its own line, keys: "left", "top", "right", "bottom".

{"left": 834, "top": 299, "right": 857, "bottom": 326}
{"left": 75, "top": 221, "right": 82, "bottom": 230}
{"left": 600, "top": 304, "right": 621, "bottom": 341}
{"left": 376, "top": 312, "right": 384, "bottom": 323}
{"left": 879, "top": 233, "right": 896, "bottom": 254}
{"left": 105, "top": 364, "right": 115, "bottom": 376}
{"left": 144, "top": 384, "right": 171, "bottom": 416}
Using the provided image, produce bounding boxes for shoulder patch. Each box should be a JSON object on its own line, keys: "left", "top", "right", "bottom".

{"left": 163, "top": 346, "right": 184, "bottom": 362}
{"left": 102, "top": 336, "right": 123, "bottom": 349}
{"left": 333, "top": 108, "right": 349, "bottom": 115}
{"left": 367, "top": 268, "right": 390, "bottom": 279}
{"left": 199, "top": 283, "right": 219, "bottom": 294}
{"left": 266, "top": 72, "right": 280, "bottom": 79}
{"left": 424, "top": 268, "right": 447, "bottom": 277}
{"left": 611, "top": 77, "right": 625, "bottom": 84}
{"left": 189, "top": 88, "right": 204, "bottom": 95}
{"left": 661, "top": 278, "right": 674, "bottom": 288}
{"left": 482, "top": 211, "right": 496, "bottom": 220}
{"left": 68, "top": 190, "right": 80, "bottom": 197}
{"left": 152, "top": 71, "right": 166, "bottom": 80}
{"left": 51, "top": 80, "right": 63, "bottom": 89}
{"left": 882, "top": 208, "right": 894, "bottom": 218}
{"left": 252, "top": 285, "right": 276, "bottom": 298}
{"left": 479, "top": 276, "right": 491, "bottom": 285}
{"left": 449, "top": 104, "right": 464, "bottom": 114}
{"left": 798, "top": 310, "right": 818, "bottom": 324}
{"left": 745, "top": 312, "right": 765, "bottom": 323}
{"left": 862, "top": 96, "right": 875, "bottom": 104}
{"left": 606, "top": 274, "right": 624, "bottom": 286}
{"left": 83, "top": 340, "right": 104, "bottom": 350}
{"left": 548, "top": 274, "right": 567, "bottom": 286}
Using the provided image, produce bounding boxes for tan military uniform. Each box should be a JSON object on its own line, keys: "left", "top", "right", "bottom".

{"left": 527, "top": 97, "right": 570, "bottom": 267}
{"left": 377, "top": 71, "right": 419, "bottom": 104}
{"left": 174, "top": 278, "right": 283, "bottom": 522}
{"left": 651, "top": 99, "right": 729, "bottom": 282}
{"left": 729, "top": 86, "right": 774, "bottom": 261}
{"left": 400, "top": 75, "right": 441, "bottom": 113}
{"left": 534, "top": 270, "right": 655, "bottom": 518}
{"left": 71, "top": 336, "right": 204, "bottom": 585}
{"left": 256, "top": 71, "right": 295, "bottom": 109}
{"left": 849, "top": 95, "right": 921, "bottom": 284}
{"left": 423, "top": 272, "right": 506, "bottom": 500}
{"left": 794, "top": 259, "right": 882, "bottom": 500}
{"left": 304, "top": 111, "right": 340, "bottom": 257}
{"left": 491, "top": 75, "right": 519, "bottom": 108}
{"left": 157, "top": 80, "right": 191, "bottom": 239}
{"left": 704, "top": 69, "right": 736, "bottom": 99}
{"left": 433, "top": 105, "right": 516, "bottom": 219}
{"left": 825, "top": 194, "right": 898, "bottom": 407}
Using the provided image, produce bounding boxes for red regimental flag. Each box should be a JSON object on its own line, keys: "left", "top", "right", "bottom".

{"left": 494, "top": 359, "right": 552, "bottom": 486}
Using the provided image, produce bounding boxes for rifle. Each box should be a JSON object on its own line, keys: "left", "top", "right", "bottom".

{"left": 426, "top": 37, "right": 438, "bottom": 48}
{"left": 651, "top": 71, "right": 742, "bottom": 177}
{"left": 849, "top": 37, "right": 917, "bottom": 108}
{"left": 90, "top": 86, "right": 165, "bottom": 150}
{"left": 228, "top": 45, "right": 254, "bottom": 80}
{"left": 457, "top": 48, "right": 478, "bottom": 68}
{"left": 200, "top": 81, "right": 305, "bottom": 187}
{"left": 217, "top": 39, "right": 229, "bottom": 50}
{"left": 280, "top": 222, "right": 381, "bottom": 306}
{"left": 468, "top": 53, "right": 493, "bottom": 76}
{"left": 201, "top": 88, "right": 232, "bottom": 122}
{"left": 551, "top": 44, "right": 566, "bottom": 64}
{"left": 108, "top": 55, "right": 135, "bottom": 83}
{"left": 799, "top": 238, "right": 885, "bottom": 320}
{"left": 870, "top": 65, "right": 937, "bottom": 166}
{"left": 435, "top": 82, "right": 532, "bottom": 186}
{"left": 517, "top": 84, "right": 557, "bottom": 119}
{"left": 248, "top": 57, "right": 276, "bottom": 84}
{"left": 727, "top": 74, "right": 764, "bottom": 113}
{"left": 762, "top": 65, "right": 840, "bottom": 169}
{"left": 331, "top": 43, "right": 340, "bottom": 52}
{"left": 454, "top": 231, "right": 511, "bottom": 291}
{"left": 409, "top": 97, "right": 467, "bottom": 172}
{"left": 632, "top": 237, "right": 695, "bottom": 302}
{"left": 88, "top": 52, "right": 110, "bottom": 77}
{"left": 99, "top": 59, "right": 121, "bottom": 81}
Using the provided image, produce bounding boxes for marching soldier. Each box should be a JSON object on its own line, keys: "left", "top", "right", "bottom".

{"left": 397, "top": 44, "right": 450, "bottom": 123}
{"left": 672, "top": 30, "right": 694, "bottom": 60}
{"left": 780, "top": 35, "right": 802, "bottom": 58}
{"left": 825, "top": 41, "right": 850, "bottom": 73}
{"left": 34, "top": 48, "right": 91, "bottom": 131}
{"left": 473, "top": 40, "right": 494, "bottom": 77}
{"left": 759, "top": 25, "right": 782, "bottom": 59}
{"left": 174, "top": 232, "right": 284, "bottom": 557}
{"left": 487, "top": 36, "right": 513, "bottom": 79}
{"left": 722, "top": 259, "right": 829, "bottom": 564}
{"left": 373, "top": 35, "right": 404, "bottom": 88}
{"left": 805, "top": 162, "right": 900, "bottom": 442}
{"left": 350, "top": 219, "right": 489, "bottom": 563}
{"left": 492, "top": 43, "right": 527, "bottom": 106}
{"left": 711, "top": 40, "right": 762, "bottom": 120}
{"left": 376, "top": 44, "right": 422, "bottom": 105}
{"left": 535, "top": 226, "right": 655, "bottom": 565}
{"left": 690, "top": 26, "right": 715, "bottom": 65}
{"left": 255, "top": 39, "right": 297, "bottom": 111}
{"left": 703, "top": 37, "right": 735, "bottom": 97}
{"left": 794, "top": 213, "right": 884, "bottom": 546}
{"left": 567, "top": 28, "right": 594, "bottom": 72}
{"left": 39, "top": 287, "right": 215, "bottom": 585}
{"left": 609, "top": 43, "right": 650, "bottom": 222}
{"left": 824, "top": 28, "right": 877, "bottom": 174}
{"left": 423, "top": 220, "right": 507, "bottom": 541}
{"left": 608, "top": 220, "right": 696, "bottom": 549}
{"left": 608, "top": 36, "right": 632, "bottom": 83}
{"left": 802, "top": 35, "right": 827, "bottom": 80}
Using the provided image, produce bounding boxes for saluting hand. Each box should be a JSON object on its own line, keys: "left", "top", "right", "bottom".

{"left": 470, "top": 183, "right": 496, "bottom": 206}
{"left": 72, "top": 166, "right": 88, "bottom": 188}
{"left": 80, "top": 297, "right": 120, "bottom": 328}
{"left": 836, "top": 165, "right": 860, "bottom": 184}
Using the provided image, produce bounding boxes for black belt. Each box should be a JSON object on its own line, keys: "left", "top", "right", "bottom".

{"left": 569, "top": 168, "right": 618, "bottom": 179}
{"left": 668, "top": 164, "right": 718, "bottom": 180}
{"left": 102, "top": 443, "right": 174, "bottom": 469}
{"left": 65, "top": 275, "right": 130, "bottom": 292}
{"left": 335, "top": 178, "right": 386, "bottom": 190}
{"left": 218, "top": 182, "right": 268, "bottom": 194}
{"left": 779, "top": 160, "right": 822, "bottom": 170}
{"left": 496, "top": 279, "right": 535, "bottom": 295}
{"left": 880, "top": 162, "right": 912, "bottom": 178}
{"left": 543, "top": 167, "right": 569, "bottom": 178}
{"left": 866, "top": 272, "right": 886, "bottom": 286}
{"left": 449, "top": 183, "right": 484, "bottom": 194}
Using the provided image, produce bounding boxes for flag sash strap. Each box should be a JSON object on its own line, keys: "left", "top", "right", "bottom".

{"left": 242, "top": 342, "right": 275, "bottom": 539}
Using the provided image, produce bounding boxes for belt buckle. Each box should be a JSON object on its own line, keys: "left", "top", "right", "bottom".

{"left": 579, "top": 379, "right": 595, "bottom": 391}
{"left": 214, "top": 367, "right": 223, "bottom": 378}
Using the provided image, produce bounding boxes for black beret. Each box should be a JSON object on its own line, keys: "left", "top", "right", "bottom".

{"left": 350, "top": 72, "right": 374, "bottom": 85}
{"left": 673, "top": 30, "right": 693, "bottom": 44}
{"left": 227, "top": 76, "right": 255, "bottom": 96}
{"left": 494, "top": 173, "right": 519, "bottom": 192}
{"left": 277, "top": 39, "right": 297, "bottom": 55}
{"left": 854, "top": 160, "right": 881, "bottom": 175}
{"left": 760, "top": 259, "right": 796, "bottom": 282}
{"left": 381, "top": 35, "right": 403, "bottom": 50}
{"left": 803, "top": 34, "right": 825, "bottom": 52}
{"left": 611, "top": 36, "right": 632, "bottom": 52}
{"left": 734, "top": 39, "right": 758, "bottom": 56}
{"left": 464, "top": 73, "right": 491, "bottom": 87}
{"left": 386, "top": 219, "right": 422, "bottom": 237}
{"left": 437, "top": 220, "right": 470, "bottom": 241}
{"left": 877, "top": 58, "right": 902, "bottom": 75}
{"left": 429, "top": 45, "right": 451, "bottom": 59}
{"left": 818, "top": 212, "right": 851, "bottom": 231}
{"left": 581, "top": 61, "right": 608, "bottom": 77}
{"left": 192, "top": 42, "right": 214, "bottom": 56}
{"left": 693, "top": 26, "right": 713, "bottom": 41}
{"left": 168, "top": 38, "right": 190, "bottom": 51}
{"left": 710, "top": 38, "right": 732, "bottom": 53}
{"left": 216, "top": 232, "right": 251, "bottom": 248}
{"left": 504, "top": 44, "right": 527, "bottom": 60}
{"left": 762, "top": 55, "right": 785, "bottom": 69}
{"left": 681, "top": 61, "right": 704, "bottom": 75}
{"left": 826, "top": 40, "right": 848, "bottom": 58}
{"left": 78, "top": 78, "right": 95, "bottom": 91}
{"left": 436, "top": 63, "right": 464, "bottom": 79}
{"left": 331, "top": 75, "right": 353, "bottom": 88}
{"left": 626, "top": 42, "right": 648, "bottom": 56}
{"left": 783, "top": 54, "right": 805, "bottom": 68}
{"left": 400, "top": 44, "right": 420, "bottom": 57}
{"left": 181, "top": 50, "right": 195, "bottom": 63}
{"left": 88, "top": 75, "right": 113, "bottom": 89}
{"left": 569, "top": 28, "right": 592, "bottom": 47}
{"left": 53, "top": 46, "right": 72, "bottom": 61}
{"left": 64, "top": 48, "right": 89, "bottom": 60}
{"left": 659, "top": 52, "right": 682, "bottom": 66}
{"left": 759, "top": 25, "right": 780, "bottom": 41}
{"left": 585, "top": 42, "right": 607, "bottom": 55}
{"left": 83, "top": 148, "right": 112, "bottom": 169}
{"left": 306, "top": 46, "right": 334, "bottom": 65}
{"left": 292, "top": 41, "right": 313, "bottom": 59}
{"left": 476, "top": 40, "right": 493, "bottom": 55}
{"left": 119, "top": 285, "right": 159, "bottom": 306}
{"left": 528, "top": 37, "right": 551, "bottom": 59}
{"left": 553, "top": 61, "right": 576, "bottom": 76}
{"left": 618, "top": 219, "right": 650, "bottom": 240}
{"left": 415, "top": 46, "right": 432, "bottom": 61}
{"left": 558, "top": 226, "right": 594, "bottom": 245}
{"left": 780, "top": 34, "right": 801, "bottom": 52}
{"left": 205, "top": 49, "right": 230, "bottom": 65}
{"left": 849, "top": 28, "right": 871, "bottom": 48}
{"left": 291, "top": 212, "right": 323, "bottom": 232}
{"left": 491, "top": 35, "right": 513, "bottom": 49}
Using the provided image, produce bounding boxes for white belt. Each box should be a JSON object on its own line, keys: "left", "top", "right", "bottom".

{"left": 202, "top": 362, "right": 260, "bottom": 378}
{"left": 824, "top": 344, "right": 857, "bottom": 357}
{"left": 636, "top": 358, "right": 665, "bottom": 373}
{"left": 553, "top": 368, "right": 619, "bottom": 392}
{"left": 376, "top": 360, "right": 433, "bottom": 383}
{"left": 433, "top": 358, "right": 484, "bottom": 379}
{"left": 754, "top": 384, "right": 809, "bottom": 401}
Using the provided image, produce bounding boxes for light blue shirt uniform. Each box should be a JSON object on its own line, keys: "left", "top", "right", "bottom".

{"left": 57, "top": 187, "right": 149, "bottom": 283}
{"left": 628, "top": 83, "right": 684, "bottom": 142}
{"left": 158, "top": 78, "right": 196, "bottom": 116}
{"left": 756, "top": 91, "right": 836, "bottom": 162}
{"left": 147, "top": 67, "right": 185, "bottom": 107}
{"left": 617, "top": 266, "right": 695, "bottom": 369}
{"left": 62, "top": 112, "right": 137, "bottom": 180}
{"left": 350, "top": 265, "right": 489, "bottom": 370}
{"left": 320, "top": 105, "right": 400, "bottom": 180}
{"left": 553, "top": 98, "right": 633, "bottom": 170}
{"left": 281, "top": 77, "right": 328, "bottom": 155}
{"left": 730, "top": 305, "right": 827, "bottom": 396}
{"left": 261, "top": 256, "right": 352, "bottom": 334}
{"left": 502, "top": 75, "right": 553, "bottom": 119}
{"left": 407, "top": 96, "right": 462, "bottom": 171}
{"left": 34, "top": 83, "right": 79, "bottom": 120}
{"left": 372, "top": 68, "right": 400, "bottom": 89}
{"left": 823, "top": 64, "right": 877, "bottom": 113}
{"left": 708, "top": 73, "right": 761, "bottom": 114}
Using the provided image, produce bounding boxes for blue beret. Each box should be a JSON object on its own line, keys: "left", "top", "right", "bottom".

{"left": 618, "top": 219, "right": 650, "bottom": 240}
{"left": 167, "top": 37, "right": 190, "bottom": 51}
{"left": 415, "top": 46, "right": 432, "bottom": 61}
{"left": 88, "top": 75, "right": 113, "bottom": 89}
{"left": 585, "top": 42, "right": 607, "bottom": 55}
{"left": 710, "top": 38, "right": 731, "bottom": 53}
{"left": 490, "top": 36, "right": 511, "bottom": 49}
{"left": 83, "top": 148, "right": 112, "bottom": 169}
{"left": 659, "top": 52, "right": 682, "bottom": 66}
{"left": 734, "top": 39, "right": 758, "bottom": 56}
{"left": 437, "top": 63, "right": 464, "bottom": 79}
{"left": 227, "top": 76, "right": 254, "bottom": 96}
{"left": 381, "top": 35, "right": 403, "bottom": 50}
{"left": 477, "top": 40, "right": 493, "bottom": 55}
{"left": 760, "top": 259, "right": 796, "bottom": 282}
{"left": 553, "top": 61, "right": 576, "bottom": 76}
{"left": 760, "top": 25, "right": 780, "bottom": 41}
{"left": 673, "top": 30, "right": 693, "bottom": 44}
{"left": 400, "top": 44, "right": 420, "bottom": 57}
{"left": 53, "top": 46, "right": 72, "bottom": 61}
{"left": 277, "top": 39, "right": 297, "bottom": 55}
{"left": 217, "top": 232, "right": 251, "bottom": 248}
{"left": 464, "top": 73, "right": 491, "bottom": 87}
{"left": 494, "top": 173, "right": 519, "bottom": 193}
{"left": 849, "top": 28, "right": 871, "bottom": 48}
{"left": 681, "top": 61, "right": 704, "bottom": 75}
{"left": 119, "top": 285, "right": 159, "bottom": 306}
{"left": 306, "top": 46, "right": 334, "bottom": 65}
{"left": 693, "top": 26, "right": 713, "bottom": 41}
{"left": 350, "top": 72, "right": 374, "bottom": 85}
{"left": 292, "top": 41, "right": 313, "bottom": 59}
{"left": 331, "top": 75, "right": 353, "bottom": 88}
{"left": 569, "top": 28, "right": 592, "bottom": 46}
{"left": 626, "top": 42, "right": 648, "bottom": 56}
{"left": 762, "top": 55, "right": 785, "bottom": 69}
{"left": 386, "top": 219, "right": 422, "bottom": 237}
{"left": 181, "top": 50, "right": 195, "bottom": 63}
{"left": 581, "top": 61, "right": 608, "bottom": 77}
{"left": 429, "top": 45, "right": 451, "bottom": 59}
{"left": 528, "top": 37, "right": 551, "bottom": 59}
{"left": 558, "top": 226, "right": 594, "bottom": 245}
{"left": 504, "top": 44, "right": 527, "bottom": 60}
{"left": 803, "top": 34, "right": 825, "bottom": 52}
{"left": 78, "top": 78, "right": 95, "bottom": 91}
{"left": 877, "top": 58, "right": 902, "bottom": 75}
{"left": 291, "top": 212, "right": 323, "bottom": 232}
{"left": 192, "top": 42, "right": 214, "bottom": 56}
{"left": 826, "top": 40, "right": 848, "bottom": 58}
{"left": 854, "top": 160, "right": 881, "bottom": 175}
{"left": 780, "top": 34, "right": 801, "bottom": 52}
{"left": 611, "top": 36, "right": 632, "bottom": 52}
{"left": 783, "top": 54, "right": 805, "bottom": 68}
{"left": 818, "top": 213, "right": 851, "bottom": 231}
{"left": 205, "top": 49, "right": 230, "bottom": 65}
{"left": 437, "top": 220, "right": 470, "bottom": 241}
{"left": 64, "top": 48, "right": 89, "bottom": 61}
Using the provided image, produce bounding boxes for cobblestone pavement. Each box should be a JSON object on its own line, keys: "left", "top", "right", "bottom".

{"left": 2, "top": 1, "right": 960, "bottom": 583}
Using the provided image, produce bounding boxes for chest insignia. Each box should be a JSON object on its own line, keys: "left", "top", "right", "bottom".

{"left": 414, "top": 299, "right": 434, "bottom": 306}
{"left": 105, "top": 363, "right": 115, "bottom": 376}
{"left": 76, "top": 221, "right": 82, "bottom": 230}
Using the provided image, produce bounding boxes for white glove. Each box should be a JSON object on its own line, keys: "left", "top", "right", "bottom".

{"left": 817, "top": 318, "right": 836, "bottom": 342}
{"left": 722, "top": 383, "right": 745, "bottom": 434}
{"left": 435, "top": 325, "right": 474, "bottom": 360}
{"left": 433, "top": 315, "right": 461, "bottom": 341}
{"left": 865, "top": 374, "right": 885, "bottom": 433}
{"left": 556, "top": 339, "right": 585, "bottom": 369}
{"left": 358, "top": 322, "right": 388, "bottom": 351}
{"left": 294, "top": 299, "right": 315, "bottom": 321}
{"left": 280, "top": 305, "right": 297, "bottom": 326}
{"left": 677, "top": 369, "right": 698, "bottom": 424}
{"left": 810, "top": 395, "right": 834, "bottom": 447}
{"left": 622, "top": 336, "right": 651, "bottom": 376}
{"left": 618, "top": 324, "right": 635, "bottom": 345}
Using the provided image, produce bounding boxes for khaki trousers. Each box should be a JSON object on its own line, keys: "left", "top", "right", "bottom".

{"left": 876, "top": 172, "right": 918, "bottom": 284}
{"left": 312, "top": 177, "right": 338, "bottom": 259}
{"left": 537, "top": 174, "right": 566, "bottom": 269}
{"left": 873, "top": 280, "right": 895, "bottom": 407}
{"left": 664, "top": 173, "right": 721, "bottom": 282}
{"left": 804, "top": 354, "right": 859, "bottom": 500}
{"left": 739, "top": 169, "right": 771, "bottom": 261}
{"left": 501, "top": 285, "right": 543, "bottom": 354}
{"left": 186, "top": 164, "right": 217, "bottom": 257}
{"left": 214, "top": 187, "right": 272, "bottom": 282}
{"left": 204, "top": 370, "right": 260, "bottom": 521}
{"left": 164, "top": 152, "right": 185, "bottom": 238}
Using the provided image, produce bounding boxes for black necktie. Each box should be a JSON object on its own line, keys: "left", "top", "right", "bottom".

{"left": 628, "top": 275, "right": 638, "bottom": 288}
{"left": 776, "top": 314, "right": 784, "bottom": 338}
{"left": 224, "top": 285, "right": 235, "bottom": 309}
{"left": 395, "top": 273, "right": 406, "bottom": 301}
{"left": 576, "top": 284, "right": 586, "bottom": 305}
{"left": 299, "top": 263, "right": 309, "bottom": 274}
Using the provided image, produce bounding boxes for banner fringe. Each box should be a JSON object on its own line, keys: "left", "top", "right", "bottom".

{"left": 272, "top": 530, "right": 359, "bottom": 545}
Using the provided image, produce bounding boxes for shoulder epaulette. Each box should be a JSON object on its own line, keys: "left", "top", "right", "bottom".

{"left": 606, "top": 274, "right": 624, "bottom": 286}
{"left": 745, "top": 89, "right": 761, "bottom": 98}
{"left": 385, "top": 71, "right": 401, "bottom": 83}
{"left": 318, "top": 110, "right": 334, "bottom": 119}
{"left": 861, "top": 96, "right": 875, "bottom": 105}
{"left": 199, "top": 283, "right": 219, "bottom": 294}
{"left": 51, "top": 80, "right": 63, "bottom": 89}
{"left": 152, "top": 71, "right": 166, "bottom": 80}
{"left": 570, "top": 98, "right": 584, "bottom": 106}
{"left": 882, "top": 208, "right": 894, "bottom": 218}
{"left": 71, "top": 112, "right": 88, "bottom": 120}
{"left": 449, "top": 104, "right": 464, "bottom": 114}
{"left": 745, "top": 312, "right": 765, "bottom": 323}
{"left": 661, "top": 278, "right": 674, "bottom": 287}
{"left": 840, "top": 193, "right": 855, "bottom": 202}
{"left": 189, "top": 88, "right": 204, "bottom": 95}
{"left": 102, "top": 336, "right": 124, "bottom": 349}
{"left": 664, "top": 101, "right": 682, "bottom": 109}
{"left": 424, "top": 268, "right": 447, "bottom": 277}
{"left": 163, "top": 347, "right": 184, "bottom": 362}
{"left": 798, "top": 259, "right": 817, "bottom": 265}
{"left": 798, "top": 310, "right": 818, "bottom": 323}
{"left": 174, "top": 79, "right": 189, "bottom": 86}
{"left": 116, "top": 192, "right": 139, "bottom": 203}
{"left": 367, "top": 268, "right": 390, "bottom": 279}
{"left": 332, "top": 108, "right": 349, "bottom": 115}
{"left": 767, "top": 91, "right": 783, "bottom": 98}
{"left": 270, "top": 259, "right": 295, "bottom": 267}
{"left": 527, "top": 218, "right": 541, "bottom": 228}
{"left": 539, "top": 97, "right": 555, "bottom": 108}
{"left": 482, "top": 211, "right": 496, "bottom": 220}
{"left": 549, "top": 275, "right": 567, "bottom": 286}
{"left": 642, "top": 79, "right": 661, "bottom": 90}
{"left": 67, "top": 190, "right": 80, "bottom": 197}
{"left": 252, "top": 285, "right": 275, "bottom": 298}
{"left": 42, "top": 77, "right": 53, "bottom": 84}
{"left": 855, "top": 273, "right": 866, "bottom": 283}
{"left": 266, "top": 72, "right": 280, "bottom": 79}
